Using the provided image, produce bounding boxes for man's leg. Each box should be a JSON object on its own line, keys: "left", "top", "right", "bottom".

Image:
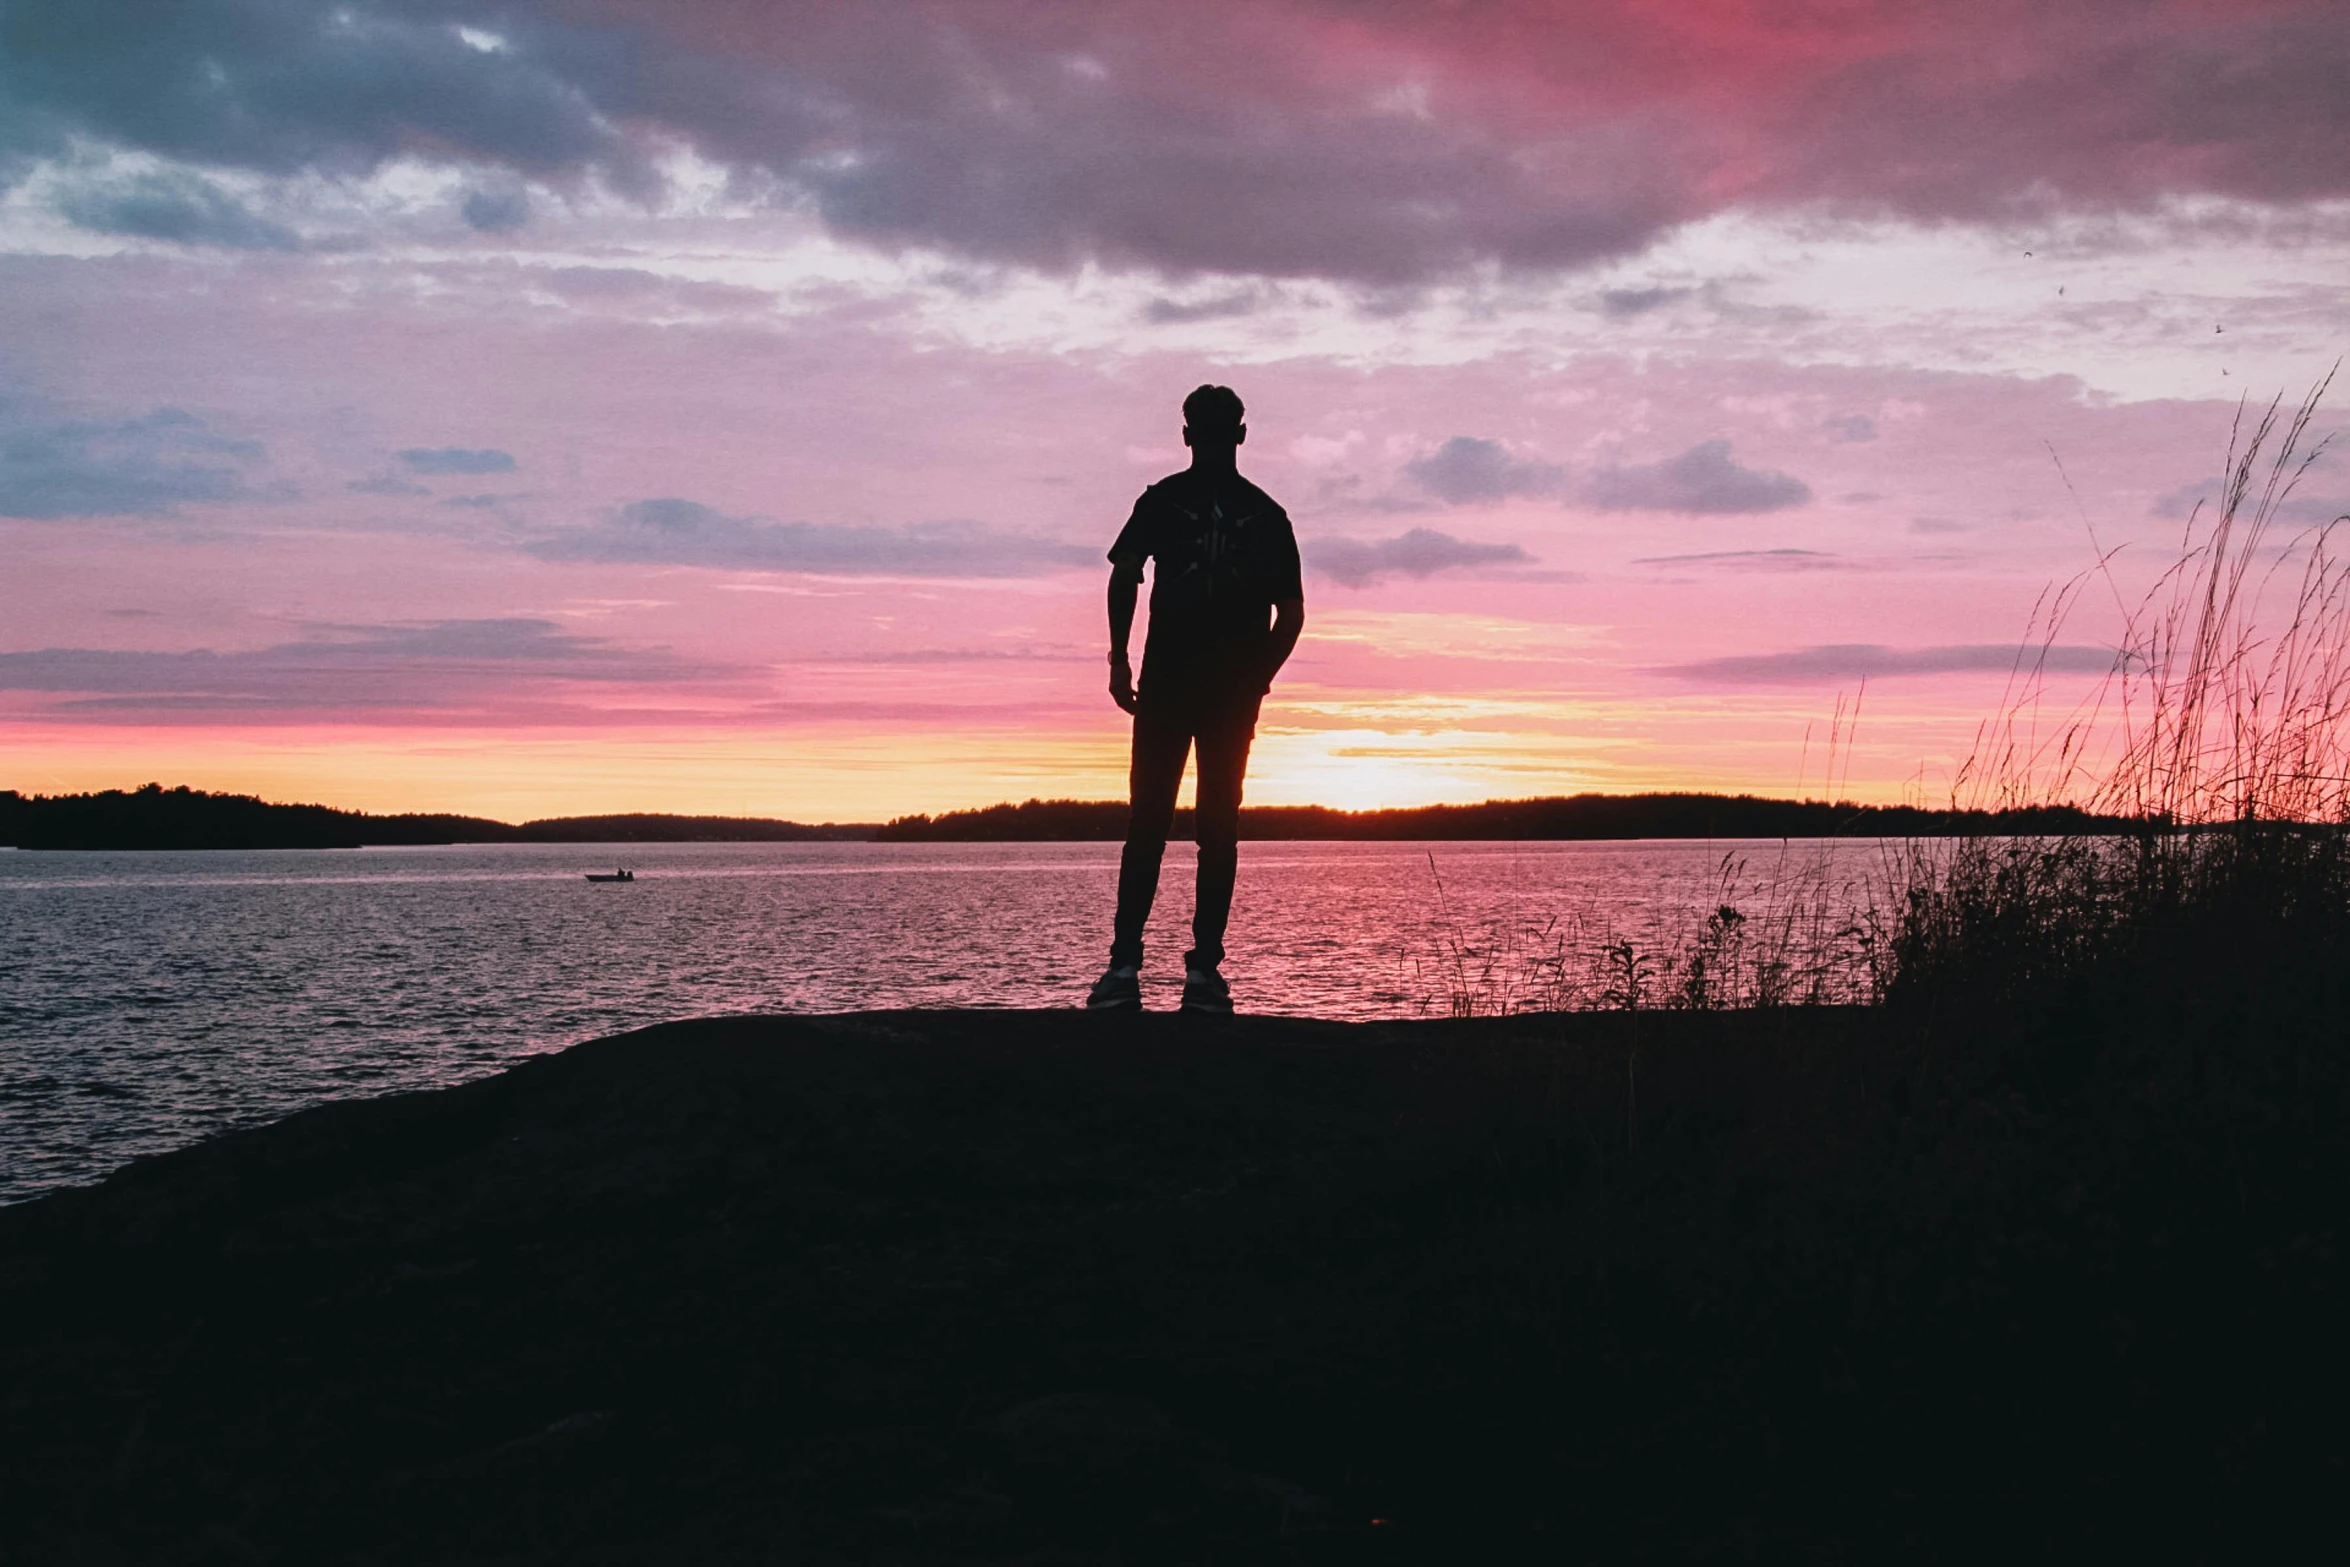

{"left": 1185, "top": 691, "right": 1261, "bottom": 973}
{"left": 1110, "top": 700, "right": 1192, "bottom": 969}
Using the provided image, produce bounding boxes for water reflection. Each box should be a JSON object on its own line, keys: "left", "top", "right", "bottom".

{"left": 0, "top": 838, "right": 1891, "bottom": 1200}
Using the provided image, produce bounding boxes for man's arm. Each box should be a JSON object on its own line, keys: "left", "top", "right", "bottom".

{"left": 1107, "top": 553, "right": 1144, "bottom": 713}
{"left": 1262, "top": 596, "right": 1304, "bottom": 693}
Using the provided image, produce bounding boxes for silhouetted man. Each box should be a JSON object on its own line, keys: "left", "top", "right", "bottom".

{"left": 1088, "top": 385, "right": 1305, "bottom": 1013}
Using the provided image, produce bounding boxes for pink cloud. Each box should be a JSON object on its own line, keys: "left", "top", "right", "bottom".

{"left": 8, "top": 2, "right": 2345, "bottom": 279}
{"left": 0, "top": 618, "right": 745, "bottom": 726}
{"left": 0, "top": 194, "right": 2322, "bottom": 812}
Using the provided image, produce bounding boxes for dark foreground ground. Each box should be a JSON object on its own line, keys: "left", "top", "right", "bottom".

{"left": 3, "top": 1006, "right": 2343, "bottom": 1564}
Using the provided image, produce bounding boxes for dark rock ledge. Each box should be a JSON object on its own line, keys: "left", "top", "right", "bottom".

{"left": 1, "top": 1008, "right": 2340, "bottom": 1563}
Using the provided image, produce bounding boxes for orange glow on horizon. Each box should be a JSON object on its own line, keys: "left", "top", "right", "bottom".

{"left": 0, "top": 671, "right": 2052, "bottom": 823}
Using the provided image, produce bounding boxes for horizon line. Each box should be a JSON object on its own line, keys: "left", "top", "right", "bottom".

{"left": 0, "top": 781, "right": 2135, "bottom": 832}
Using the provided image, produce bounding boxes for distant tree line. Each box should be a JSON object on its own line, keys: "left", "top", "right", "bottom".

{"left": 874, "top": 793, "right": 2139, "bottom": 842}
{"left": 0, "top": 785, "right": 870, "bottom": 850}
{"left": 0, "top": 783, "right": 2140, "bottom": 851}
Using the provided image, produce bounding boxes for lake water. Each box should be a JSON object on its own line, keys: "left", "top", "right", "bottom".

{"left": 0, "top": 838, "right": 1895, "bottom": 1202}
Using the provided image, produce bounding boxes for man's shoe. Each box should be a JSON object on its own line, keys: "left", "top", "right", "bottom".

{"left": 1086, "top": 965, "right": 1142, "bottom": 1011}
{"left": 1181, "top": 966, "right": 1234, "bottom": 1014}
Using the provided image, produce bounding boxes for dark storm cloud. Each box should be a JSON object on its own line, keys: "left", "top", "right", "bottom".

{"left": 1761, "top": 4, "right": 2350, "bottom": 222}
{"left": 397, "top": 446, "right": 517, "bottom": 475}
{"left": 6, "top": 0, "right": 1665, "bottom": 276}
{"left": 461, "top": 186, "right": 531, "bottom": 233}
{"left": 0, "top": 618, "right": 721, "bottom": 715}
{"left": 0, "top": 407, "right": 266, "bottom": 517}
{"left": 1597, "top": 285, "right": 1693, "bottom": 318}
{"left": 6, "top": 2, "right": 2348, "bottom": 277}
{"left": 527, "top": 498, "right": 1094, "bottom": 577}
{"left": 1662, "top": 643, "right": 2120, "bottom": 685}
{"left": 1584, "top": 440, "right": 1810, "bottom": 514}
{"left": 0, "top": 1, "right": 622, "bottom": 181}
{"left": 1405, "top": 437, "right": 1566, "bottom": 504}
{"left": 48, "top": 167, "right": 300, "bottom": 250}
{"left": 1143, "top": 290, "right": 1265, "bottom": 324}
{"left": 789, "top": 88, "right": 1678, "bottom": 282}
{"left": 1310, "top": 527, "right": 1534, "bottom": 588}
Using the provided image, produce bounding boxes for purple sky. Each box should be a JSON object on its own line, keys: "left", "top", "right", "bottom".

{"left": 4, "top": 0, "right": 2347, "bottom": 819}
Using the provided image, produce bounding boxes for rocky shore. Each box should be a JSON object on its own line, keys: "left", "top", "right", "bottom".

{"left": 3, "top": 1007, "right": 2341, "bottom": 1562}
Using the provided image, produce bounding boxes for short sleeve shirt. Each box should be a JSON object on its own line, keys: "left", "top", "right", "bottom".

{"left": 1110, "top": 469, "right": 1303, "bottom": 698}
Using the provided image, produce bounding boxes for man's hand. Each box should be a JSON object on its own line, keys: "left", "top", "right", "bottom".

{"left": 1260, "top": 596, "right": 1305, "bottom": 696}
{"left": 1107, "top": 556, "right": 1142, "bottom": 713}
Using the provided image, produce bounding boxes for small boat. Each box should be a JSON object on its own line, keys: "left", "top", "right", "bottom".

{"left": 585, "top": 868, "right": 635, "bottom": 882}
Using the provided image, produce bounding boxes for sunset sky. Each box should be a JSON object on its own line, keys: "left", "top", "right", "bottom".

{"left": 5, "top": 0, "right": 2349, "bottom": 821}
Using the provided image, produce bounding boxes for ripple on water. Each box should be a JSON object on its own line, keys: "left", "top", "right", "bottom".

{"left": 0, "top": 837, "right": 1889, "bottom": 1202}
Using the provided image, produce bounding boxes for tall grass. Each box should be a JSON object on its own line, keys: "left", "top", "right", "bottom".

{"left": 1407, "top": 852, "right": 1585, "bottom": 1016}
{"left": 1409, "top": 843, "right": 1891, "bottom": 1016}
{"left": 1894, "top": 370, "right": 2350, "bottom": 1014}
{"left": 1413, "top": 370, "right": 2350, "bottom": 1018}
{"left": 1959, "top": 368, "right": 2348, "bottom": 824}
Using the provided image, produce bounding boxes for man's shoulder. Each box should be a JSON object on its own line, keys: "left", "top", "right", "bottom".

{"left": 1132, "top": 472, "right": 1208, "bottom": 518}
{"left": 1151, "top": 469, "right": 1289, "bottom": 515}
{"left": 1242, "top": 477, "right": 1290, "bottom": 524}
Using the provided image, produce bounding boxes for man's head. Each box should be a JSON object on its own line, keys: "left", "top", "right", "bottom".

{"left": 1181, "top": 384, "right": 1246, "bottom": 454}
